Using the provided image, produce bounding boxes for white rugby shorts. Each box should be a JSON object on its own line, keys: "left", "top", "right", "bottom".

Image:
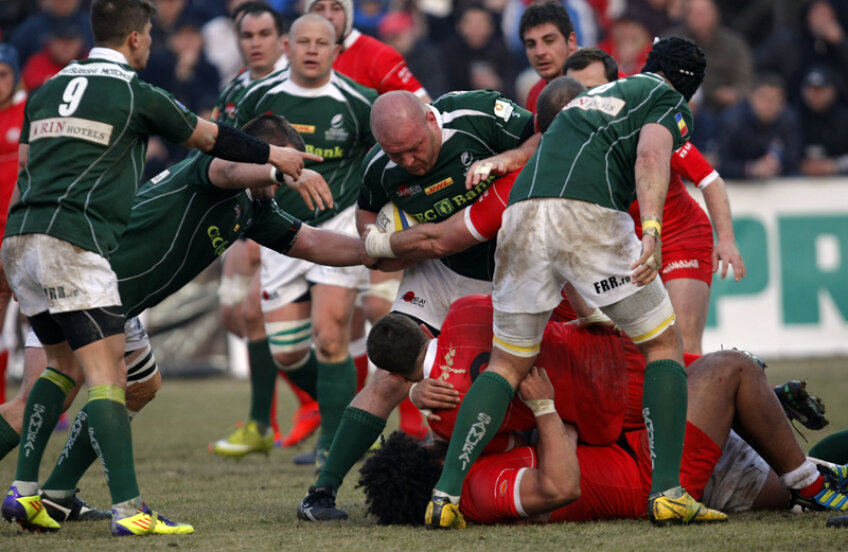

{"left": 259, "top": 204, "right": 368, "bottom": 312}
{"left": 2, "top": 234, "right": 121, "bottom": 316}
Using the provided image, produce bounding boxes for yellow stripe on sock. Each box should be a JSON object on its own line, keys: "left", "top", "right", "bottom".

{"left": 41, "top": 368, "right": 75, "bottom": 395}
{"left": 88, "top": 385, "right": 126, "bottom": 405}
{"left": 631, "top": 313, "right": 676, "bottom": 344}
{"left": 492, "top": 336, "right": 540, "bottom": 358}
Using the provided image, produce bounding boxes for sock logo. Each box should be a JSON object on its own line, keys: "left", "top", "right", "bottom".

{"left": 642, "top": 407, "right": 655, "bottom": 468}
{"left": 23, "top": 404, "right": 46, "bottom": 458}
{"left": 57, "top": 410, "right": 87, "bottom": 466}
{"left": 88, "top": 426, "right": 110, "bottom": 483}
{"left": 458, "top": 412, "right": 492, "bottom": 470}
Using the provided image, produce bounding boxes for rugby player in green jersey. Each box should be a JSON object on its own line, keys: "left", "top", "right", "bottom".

{"left": 0, "top": 0, "right": 319, "bottom": 536}
{"left": 425, "top": 37, "right": 726, "bottom": 529}
{"left": 297, "top": 88, "right": 540, "bottom": 521}
{"left": 222, "top": 14, "right": 378, "bottom": 473}
{"left": 0, "top": 113, "right": 366, "bottom": 527}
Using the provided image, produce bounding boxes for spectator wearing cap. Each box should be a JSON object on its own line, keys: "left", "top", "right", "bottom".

{"left": 377, "top": 11, "right": 447, "bottom": 98}
{"left": 21, "top": 17, "right": 89, "bottom": 91}
{"left": 305, "top": 0, "right": 430, "bottom": 100}
{"left": 10, "top": 0, "right": 92, "bottom": 65}
{"left": 798, "top": 66, "right": 848, "bottom": 177}
{"left": 718, "top": 73, "right": 802, "bottom": 180}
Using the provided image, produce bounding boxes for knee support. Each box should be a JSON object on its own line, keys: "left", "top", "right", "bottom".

{"left": 124, "top": 343, "right": 160, "bottom": 415}
{"left": 492, "top": 310, "right": 549, "bottom": 358}
{"left": 365, "top": 278, "right": 401, "bottom": 304}
{"left": 265, "top": 319, "right": 313, "bottom": 357}
{"left": 602, "top": 279, "right": 675, "bottom": 344}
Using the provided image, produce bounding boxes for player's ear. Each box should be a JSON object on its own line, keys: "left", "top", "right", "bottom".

{"left": 419, "top": 323, "right": 435, "bottom": 339}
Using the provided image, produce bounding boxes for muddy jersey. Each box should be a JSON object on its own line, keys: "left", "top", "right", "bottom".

{"left": 423, "top": 295, "right": 628, "bottom": 446}
{"left": 113, "top": 153, "right": 301, "bottom": 318}
{"left": 6, "top": 50, "right": 198, "bottom": 256}
{"left": 511, "top": 73, "right": 693, "bottom": 211}
{"left": 358, "top": 90, "right": 534, "bottom": 281}
{"left": 235, "top": 69, "right": 376, "bottom": 225}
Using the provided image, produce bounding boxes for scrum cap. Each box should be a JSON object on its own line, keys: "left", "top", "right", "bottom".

{"left": 642, "top": 37, "right": 705, "bottom": 101}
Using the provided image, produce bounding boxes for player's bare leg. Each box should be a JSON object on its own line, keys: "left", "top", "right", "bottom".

{"left": 664, "top": 278, "right": 709, "bottom": 355}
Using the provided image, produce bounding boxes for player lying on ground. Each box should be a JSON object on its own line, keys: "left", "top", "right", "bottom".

{"left": 358, "top": 296, "right": 848, "bottom": 525}
{"left": 0, "top": 114, "right": 366, "bottom": 531}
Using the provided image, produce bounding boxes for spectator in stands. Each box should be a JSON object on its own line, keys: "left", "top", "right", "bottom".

{"left": 378, "top": 11, "right": 447, "bottom": 98}
{"left": 440, "top": 3, "right": 515, "bottom": 99}
{"left": 152, "top": 0, "right": 190, "bottom": 53}
{"left": 622, "top": 0, "right": 677, "bottom": 38}
{"left": 663, "top": 0, "right": 753, "bottom": 113}
{"left": 798, "top": 66, "right": 848, "bottom": 177}
{"left": 203, "top": 0, "right": 252, "bottom": 87}
{"left": 718, "top": 73, "right": 802, "bottom": 180}
{"left": 0, "top": 1, "right": 34, "bottom": 42}
{"left": 10, "top": 0, "right": 92, "bottom": 65}
{"left": 597, "top": 12, "right": 651, "bottom": 75}
{"left": 21, "top": 17, "right": 88, "bottom": 91}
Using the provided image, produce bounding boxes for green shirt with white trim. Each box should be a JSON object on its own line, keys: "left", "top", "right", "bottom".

{"left": 511, "top": 73, "right": 693, "bottom": 211}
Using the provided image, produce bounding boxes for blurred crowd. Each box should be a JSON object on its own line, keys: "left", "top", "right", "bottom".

{"left": 3, "top": 0, "right": 848, "bottom": 180}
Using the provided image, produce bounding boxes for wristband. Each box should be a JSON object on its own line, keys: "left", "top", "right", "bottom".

{"left": 270, "top": 166, "right": 284, "bottom": 184}
{"left": 364, "top": 225, "right": 397, "bottom": 258}
{"left": 408, "top": 382, "right": 418, "bottom": 404}
{"left": 579, "top": 308, "right": 611, "bottom": 325}
{"left": 641, "top": 216, "right": 662, "bottom": 239}
{"left": 522, "top": 398, "right": 557, "bottom": 417}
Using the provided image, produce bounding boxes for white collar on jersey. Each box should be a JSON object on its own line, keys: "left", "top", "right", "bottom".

{"left": 421, "top": 338, "right": 438, "bottom": 380}
{"left": 342, "top": 28, "right": 361, "bottom": 50}
{"left": 87, "top": 47, "right": 130, "bottom": 66}
{"left": 429, "top": 105, "right": 443, "bottom": 129}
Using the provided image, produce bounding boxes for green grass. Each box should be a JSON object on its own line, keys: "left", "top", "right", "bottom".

{"left": 2, "top": 358, "right": 848, "bottom": 550}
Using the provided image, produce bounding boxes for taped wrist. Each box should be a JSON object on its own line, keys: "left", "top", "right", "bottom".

{"left": 364, "top": 225, "right": 397, "bottom": 258}
{"left": 210, "top": 124, "right": 270, "bottom": 164}
{"left": 521, "top": 398, "right": 557, "bottom": 417}
{"left": 641, "top": 215, "right": 662, "bottom": 239}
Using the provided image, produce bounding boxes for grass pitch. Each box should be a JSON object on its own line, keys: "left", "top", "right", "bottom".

{"left": 2, "top": 357, "right": 848, "bottom": 551}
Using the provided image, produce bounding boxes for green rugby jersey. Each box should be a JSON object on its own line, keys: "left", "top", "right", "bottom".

{"left": 235, "top": 69, "right": 376, "bottom": 225}
{"left": 213, "top": 60, "right": 288, "bottom": 126}
{"left": 113, "top": 153, "right": 301, "bottom": 318}
{"left": 512, "top": 73, "right": 693, "bottom": 211}
{"left": 6, "top": 49, "right": 198, "bottom": 256}
{"left": 358, "top": 90, "right": 534, "bottom": 281}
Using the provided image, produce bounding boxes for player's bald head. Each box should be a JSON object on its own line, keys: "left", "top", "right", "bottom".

{"left": 536, "top": 76, "right": 586, "bottom": 133}
{"left": 371, "top": 91, "right": 429, "bottom": 143}
{"left": 289, "top": 13, "right": 336, "bottom": 42}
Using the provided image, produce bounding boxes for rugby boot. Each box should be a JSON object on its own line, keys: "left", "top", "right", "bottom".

{"left": 210, "top": 420, "right": 273, "bottom": 458}
{"left": 111, "top": 503, "right": 194, "bottom": 536}
{"left": 41, "top": 490, "right": 112, "bottom": 521}
{"left": 791, "top": 465, "right": 848, "bottom": 512}
{"left": 647, "top": 487, "right": 727, "bottom": 525}
{"left": 281, "top": 400, "right": 321, "bottom": 448}
{"left": 424, "top": 495, "right": 466, "bottom": 529}
{"left": 297, "top": 485, "right": 348, "bottom": 521}
{"left": 773, "top": 380, "right": 828, "bottom": 430}
{"left": 294, "top": 445, "right": 318, "bottom": 465}
{"left": 827, "top": 514, "right": 848, "bottom": 528}
{"left": 2, "top": 486, "right": 60, "bottom": 532}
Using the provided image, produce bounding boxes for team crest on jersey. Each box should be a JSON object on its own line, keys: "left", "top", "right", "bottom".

{"left": 494, "top": 99, "right": 514, "bottom": 121}
{"left": 460, "top": 151, "right": 473, "bottom": 166}
{"left": 325, "top": 113, "right": 349, "bottom": 142}
{"left": 225, "top": 103, "right": 236, "bottom": 117}
{"left": 438, "top": 347, "right": 466, "bottom": 381}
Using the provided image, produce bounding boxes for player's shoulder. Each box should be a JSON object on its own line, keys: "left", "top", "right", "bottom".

{"left": 362, "top": 144, "right": 389, "bottom": 179}
{"left": 241, "top": 67, "right": 291, "bottom": 105}
{"left": 434, "top": 90, "right": 526, "bottom": 126}
{"left": 331, "top": 71, "right": 379, "bottom": 105}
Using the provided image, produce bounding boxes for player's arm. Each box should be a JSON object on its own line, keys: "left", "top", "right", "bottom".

{"left": 287, "top": 225, "right": 365, "bottom": 267}
{"left": 183, "top": 118, "right": 322, "bottom": 181}
{"left": 465, "top": 133, "right": 541, "bottom": 189}
{"left": 515, "top": 367, "right": 581, "bottom": 516}
{"left": 365, "top": 210, "right": 477, "bottom": 261}
{"left": 631, "top": 123, "right": 673, "bottom": 286}
{"left": 700, "top": 176, "right": 745, "bottom": 281}
{"left": 208, "top": 161, "right": 333, "bottom": 211}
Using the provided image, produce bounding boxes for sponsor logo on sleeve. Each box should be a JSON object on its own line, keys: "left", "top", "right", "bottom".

{"left": 494, "top": 99, "right": 514, "bottom": 121}
{"left": 29, "top": 117, "right": 113, "bottom": 146}
{"left": 564, "top": 96, "right": 625, "bottom": 117}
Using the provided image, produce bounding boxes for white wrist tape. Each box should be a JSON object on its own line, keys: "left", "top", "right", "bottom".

{"left": 522, "top": 398, "right": 557, "bottom": 417}
{"left": 408, "top": 382, "right": 418, "bottom": 404}
{"left": 579, "top": 308, "right": 612, "bottom": 325}
{"left": 364, "top": 225, "right": 397, "bottom": 258}
{"left": 270, "top": 165, "right": 284, "bottom": 183}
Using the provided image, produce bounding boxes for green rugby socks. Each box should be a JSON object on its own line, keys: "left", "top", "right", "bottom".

{"left": 642, "top": 359, "right": 688, "bottom": 494}
{"left": 42, "top": 407, "right": 99, "bottom": 495}
{"left": 85, "top": 385, "right": 140, "bottom": 505}
{"left": 247, "top": 338, "right": 278, "bottom": 430}
{"left": 315, "top": 406, "right": 386, "bottom": 491}
{"left": 0, "top": 413, "right": 19, "bottom": 462}
{"left": 281, "top": 349, "right": 319, "bottom": 400}
{"left": 316, "top": 357, "right": 356, "bottom": 451}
